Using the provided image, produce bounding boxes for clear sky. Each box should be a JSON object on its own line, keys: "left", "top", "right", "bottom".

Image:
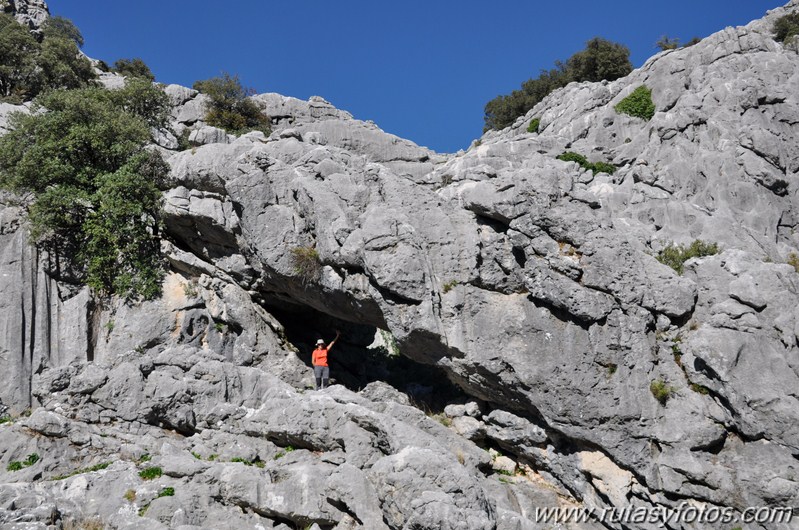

{"left": 46, "top": 0, "right": 786, "bottom": 153}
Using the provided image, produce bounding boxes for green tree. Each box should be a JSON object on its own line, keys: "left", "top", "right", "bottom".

{"left": 0, "top": 13, "right": 40, "bottom": 101}
{"left": 42, "top": 16, "right": 84, "bottom": 47}
{"left": 565, "top": 37, "right": 632, "bottom": 83}
{"left": 773, "top": 12, "right": 799, "bottom": 43}
{"left": 112, "top": 58, "right": 155, "bottom": 81}
{"left": 193, "top": 72, "right": 271, "bottom": 135}
{"left": 0, "top": 83, "right": 169, "bottom": 299}
{"left": 483, "top": 37, "right": 632, "bottom": 131}
{"left": 0, "top": 13, "right": 95, "bottom": 102}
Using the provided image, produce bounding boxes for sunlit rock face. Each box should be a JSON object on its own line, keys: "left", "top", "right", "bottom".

{"left": 0, "top": 1, "right": 798, "bottom": 528}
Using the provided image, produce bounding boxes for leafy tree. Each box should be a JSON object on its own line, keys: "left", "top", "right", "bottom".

{"left": 773, "top": 12, "right": 799, "bottom": 43}
{"left": 0, "top": 83, "right": 170, "bottom": 299}
{"left": 113, "top": 58, "right": 155, "bottom": 81}
{"left": 193, "top": 72, "right": 271, "bottom": 135}
{"left": 0, "top": 13, "right": 41, "bottom": 101}
{"left": 565, "top": 37, "right": 632, "bottom": 83}
{"left": 42, "top": 16, "right": 84, "bottom": 47}
{"left": 484, "top": 37, "right": 632, "bottom": 131}
{"left": 0, "top": 13, "right": 94, "bottom": 102}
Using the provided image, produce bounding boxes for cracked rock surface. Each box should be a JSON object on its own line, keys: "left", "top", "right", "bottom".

{"left": 1, "top": 1, "right": 799, "bottom": 529}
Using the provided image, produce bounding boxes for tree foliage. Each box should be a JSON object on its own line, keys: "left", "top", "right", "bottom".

{"left": 113, "top": 57, "right": 155, "bottom": 81}
{"left": 0, "top": 82, "right": 171, "bottom": 299}
{"left": 773, "top": 12, "right": 799, "bottom": 43}
{"left": 0, "top": 13, "right": 95, "bottom": 102}
{"left": 42, "top": 16, "right": 84, "bottom": 47}
{"left": 193, "top": 72, "right": 271, "bottom": 136}
{"left": 484, "top": 37, "right": 632, "bottom": 131}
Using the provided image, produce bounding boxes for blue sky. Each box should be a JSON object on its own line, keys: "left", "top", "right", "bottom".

{"left": 47, "top": 0, "right": 786, "bottom": 153}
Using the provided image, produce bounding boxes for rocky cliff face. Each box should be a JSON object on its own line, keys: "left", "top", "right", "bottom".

{"left": 1, "top": 2, "right": 798, "bottom": 529}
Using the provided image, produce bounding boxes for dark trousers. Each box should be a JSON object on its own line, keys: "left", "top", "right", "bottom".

{"left": 314, "top": 365, "right": 330, "bottom": 389}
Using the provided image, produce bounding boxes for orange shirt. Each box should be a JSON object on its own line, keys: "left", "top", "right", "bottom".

{"left": 312, "top": 347, "right": 328, "bottom": 367}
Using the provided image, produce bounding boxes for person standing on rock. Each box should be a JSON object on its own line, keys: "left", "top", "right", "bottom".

{"left": 312, "top": 331, "right": 340, "bottom": 390}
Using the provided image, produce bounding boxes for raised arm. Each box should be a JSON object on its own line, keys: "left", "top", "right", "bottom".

{"left": 327, "top": 330, "right": 341, "bottom": 350}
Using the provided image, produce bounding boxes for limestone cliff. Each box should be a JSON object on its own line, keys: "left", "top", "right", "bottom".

{"left": 0, "top": 2, "right": 798, "bottom": 529}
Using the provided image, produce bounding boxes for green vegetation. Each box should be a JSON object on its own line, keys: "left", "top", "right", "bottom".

{"left": 788, "top": 252, "right": 799, "bottom": 273}
{"left": 112, "top": 58, "right": 155, "bottom": 81}
{"left": 0, "top": 80, "right": 171, "bottom": 300}
{"left": 656, "top": 240, "right": 720, "bottom": 275}
{"left": 7, "top": 453, "right": 39, "bottom": 472}
{"left": 655, "top": 35, "right": 700, "bottom": 51}
{"left": 606, "top": 363, "right": 618, "bottom": 376}
{"left": 214, "top": 322, "right": 226, "bottom": 333}
{"left": 442, "top": 280, "right": 458, "bottom": 293}
{"left": 193, "top": 72, "right": 271, "bottom": 136}
{"left": 615, "top": 85, "right": 656, "bottom": 121}
{"left": 274, "top": 446, "right": 295, "bottom": 460}
{"left": 556, "top": 152, "right": 616, "bottom": 175}
{"left": 0, "top": 416, "right": 10, "bottom": 425}
{"left": 231, "top": 457, "right": 265, "bottom": 468}
{"left": 138, "top": 453, "right": 152, "bottom": 463}
{"left": 0, "top": 13, "right": 95, "bottom": 103}
{"left": 138, "top": 466, "right": 162, "bottom": 480}
{"left": 52, "top": 461, "right": 112, "bottom": 480}
{"left": 156, "top": 486, "right": 175, "bottom": 498}
{"left": 690, "top": 383, "right": 710, "bottom": 395}
{"left": 650, "top": 379, "right": 674, "bottom": 405}
{"left": 123, "top": 489, "right": 136, "bottom": 502}
{"left": 290, "top": 245, "right": 321, "bottom": 282}
{"left": 484, "top": 37, "right": 632, "bottom": 131}
{"left": 773, "top": 12, "right": 799, "bottom": 43}
{"left": 526, "top": 118, "right": 540, "bottom": 134}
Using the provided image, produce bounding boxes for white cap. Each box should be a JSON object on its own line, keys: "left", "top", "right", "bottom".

{"left": 316, "top": 339, "right": 325, "bottom": 345}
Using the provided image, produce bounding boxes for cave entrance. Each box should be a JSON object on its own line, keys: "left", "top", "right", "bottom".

{"left": 264, "top": 301, "right": 468, "bottom": 412}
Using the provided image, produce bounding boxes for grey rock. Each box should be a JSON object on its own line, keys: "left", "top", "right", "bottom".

{"left": 189, "top": 126, "right": 232, "bottom": 146}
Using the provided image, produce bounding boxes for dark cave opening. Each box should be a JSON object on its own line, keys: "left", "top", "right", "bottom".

{"left": 264, "top": 301, "right": 469, "bottom": 412}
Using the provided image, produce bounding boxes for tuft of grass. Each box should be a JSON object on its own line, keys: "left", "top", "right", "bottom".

{"left": 442, "top": 280, "right": 458, "bottom": 293}
{"left": 0, "top": 416, "right": 10, "bottom": 425}
{"left": 214, "top": 322, "right": 226, "bottom": 333}
{"left": 52, "top": 461, "right": 112, "bottom": 481}
{"left": 690, "top": 383, "right": 710, "bottom": 395}
{"left": 615, "top": 85, "right": 656, "bottom": 121}
{"left": 290, "top": 245, "right": 322, "bottom": 283}
{"left": 650, "top": 379, "right": 674, "bottom": 405}
{"left": 124, "top": 489, "right": 137, "bottom": 502}
{"left": 656, "top": 240, "right": 719, "bottom": 275}
{"left": 607, "top": 363, "right": 618, "bottom": 376}
{"left": 7, "top": 453, "right": 40, "bottom": 472}
{"left": 556, "top": 151, "right": 616, "bottom": 175}
{"left": 183, "top": 279, "right": 199, "bottom": 297}
{"left": 208, "top": 454, "right": 218, "bottom": 461}
{"left": 274, "top": 446, "right": 295, "bottom": 460}
{"left": 62, "top": 517, "right": 105, "bottom": 530}
{"left": 788, "top": 252, "right": 799, "bottom": 273}
{"left": 157, "top": 486, "right": 175, "bottom": 498}
{"left": 137, "top": 453, "right": 151, "bottom": 464}
{"left": 191, "top": 452, "right": 202, "bottom": 460}
{"left": 138, "top": 466, "right": 162, "bottom": 480}
{"left": 527, "top": 118, "right": 540, "bottom": 133}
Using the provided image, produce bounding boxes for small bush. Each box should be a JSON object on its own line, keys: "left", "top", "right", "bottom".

{"left": 556, "top": 151, "right": 616, "bottom": 175}
{"left": 656, "top": 240, "right": 720, "bottom": 275}
{"left": 290, "top": 245, "right": 321, "bottom": 282}
{"left": 157, "top": 487, "right": 175, "bottom": 498}
{"left": 23, "top": 453, "right": 39, "bottom": 466}
{"left": 527, "top": 118, "right": 540, "bottom": 133}
{"left": 650, "top": 379, "right": 674, "bottom": 405}
{"left": 774, "top": 12, "right": 799, "bottom": 43}
{"left": 6, "top": 461, "right": 23, "bottom": 471}
{"left": 193, "top": 72, "right": 271, "bottom": 136}
{"left": 442, "top": 280, "right": 458, "bottom": 293}
{"left": 124, "top": 489, "right": 136, "bottom": 502}
{"left": 607, "top": 363, "right": 618, "bottom": 376}
{"left": 788, "top": 252, "right": 799, "bottom": 273}
{"left": 655, "top": 35, "right": 680, "bottom": 51}
{"left": 615, "top": 85, "right": 656, "bottom": 121}
{"left": 690, "top": 383, "right": 710, "bottom": 395}
{"left": 138, "top": 466, "right": 162, "bottom": 480}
